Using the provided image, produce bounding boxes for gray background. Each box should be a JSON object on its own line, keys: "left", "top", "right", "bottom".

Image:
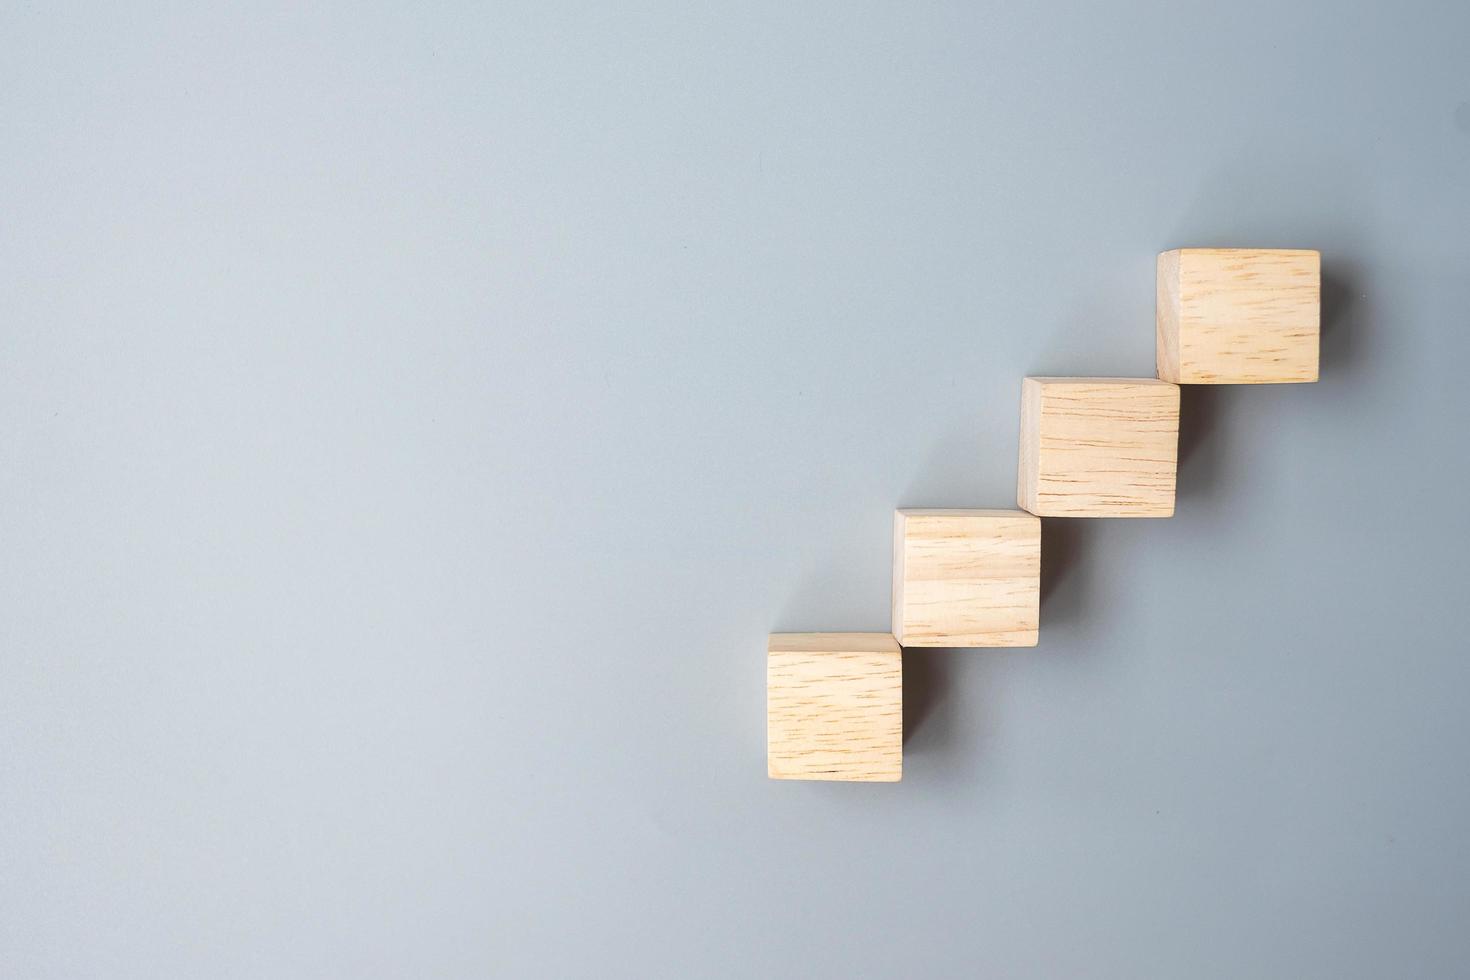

{"left": 3, "top": 2, "right": 1468, "bottom": 977}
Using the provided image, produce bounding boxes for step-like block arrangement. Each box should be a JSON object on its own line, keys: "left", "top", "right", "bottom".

{"left": 768, "top": 246, "right": 1323, "bottom": 782}
{"left": 1157, "top": 248, "right": 1320, "bottom": 384}
{"left": 892, "top": 509, "right": 1040, "bottom": 647}
{"left": 767, "top": 633, "right": 902, "bottom": 782}
{"left": 1018, "top": 377, "right": 1180, "bottom": 517}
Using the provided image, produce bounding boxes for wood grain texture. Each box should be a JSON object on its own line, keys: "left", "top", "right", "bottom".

{"left": 1017, "top": 377, "right": 1180, "bottom": 518}
{"left": 1156, "top": 248, "right": 1320, "bottom": 384}
{"left": 892, "top": 509, "right": 1040, "bottom": 647}
{"left": 767, "top": 633, "right": 901, "bottom": 782}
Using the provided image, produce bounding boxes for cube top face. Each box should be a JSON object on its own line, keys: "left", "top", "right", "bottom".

{"left": 1018, "top": 377, "right": 1180, "bottom": 518}
{"left": 892, "top": 509, "right": 1040, "bottom": 648}
{"left": 767, "top": 633, "right": 901, "bottom": 782}
{"left": 1157, "top": 248, "right": 1320, "bottom": 384}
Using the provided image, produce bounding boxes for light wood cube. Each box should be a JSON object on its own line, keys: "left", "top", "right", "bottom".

{"left": 1018, "top": 377, "right": 1180, "bottom": 518}
{"left": 1157, "top": 248, "right": 1320, "bottom": 384}
{"left": 767, "top": 633, "right": 901, "bottom": 782}
{"left": 892, "top": 509, "right": 1040, "bottom": 648}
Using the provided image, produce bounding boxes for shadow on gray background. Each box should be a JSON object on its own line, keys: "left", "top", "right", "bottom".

{"left": 902, "top": 647, "right": 957, "bottom": 748}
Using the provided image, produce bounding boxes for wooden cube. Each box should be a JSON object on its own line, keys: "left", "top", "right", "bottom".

{"left": 1157, "top": 248, "right": 1320, "bottom": 384}
{"left": 767, "top": 633, "right": 901, "bottom": 782}
{"left": 892, "top": 509, "right": 1040, "bottom": 648}
{"left": 1018, "top": 377, "right": 1180, "bottom": 518}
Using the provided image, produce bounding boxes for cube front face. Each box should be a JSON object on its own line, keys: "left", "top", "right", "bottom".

{"left": 1018, "top": 378, "right": 1180, "bottom": 518}
{"left": 1157, "top": 248, "right": 1320, "bottom": 384}
{"left": 767, "top": 633, "right": 901, "bottom": 782}
{"left": 892, "top": 509, "right": 1040, "bottom": 647}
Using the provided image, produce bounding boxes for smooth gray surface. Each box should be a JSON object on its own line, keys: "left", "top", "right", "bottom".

{"left": 3, "top": 3, "right": 1469, "bottom": 977}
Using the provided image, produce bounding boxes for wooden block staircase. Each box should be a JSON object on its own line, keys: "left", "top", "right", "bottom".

{"left": 768, "top": 248, "right": 1323, "bottom": 781}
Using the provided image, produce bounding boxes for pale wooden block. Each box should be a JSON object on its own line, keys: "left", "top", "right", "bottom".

{"left": 892, "top": 509, "right": 1040, "bottom": 648}
{"left": 767, "top": 633, "right": 901, "bottom": 782}
{"left": 1018, "top": 377, "right": 1180, "bottom": 518}
{"left": 1157, "top": 248, "right": 1320, "bottom": 384}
